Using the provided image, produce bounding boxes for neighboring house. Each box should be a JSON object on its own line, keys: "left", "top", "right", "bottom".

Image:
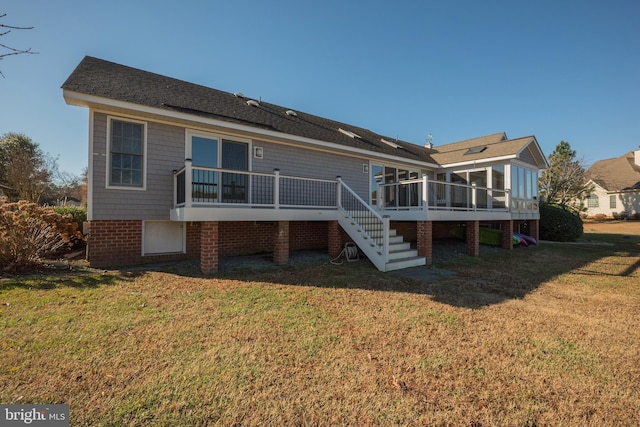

{"left": 62, "top": 56, "right": 548, "bottom": 273}
{"left": 584, "top": 148, "right": 640, "bottom": 218}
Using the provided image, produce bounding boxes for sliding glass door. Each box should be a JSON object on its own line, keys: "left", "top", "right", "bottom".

{"left": 189, "top": 132, "right": 249, "bottom": 204}
{"left": 221, "top": 140, "right": 248, "bottom": 203}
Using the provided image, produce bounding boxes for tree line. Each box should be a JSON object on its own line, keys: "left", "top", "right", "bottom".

{"left": 0, "top": 132, "right": 85, "bottom": 206}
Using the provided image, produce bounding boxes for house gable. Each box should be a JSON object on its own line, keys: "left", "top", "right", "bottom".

{"left": 430, "top": 134, "right": 547, "bottom": 169}
{"left": 586, "top": 151, "right": 640, "bottom": 192}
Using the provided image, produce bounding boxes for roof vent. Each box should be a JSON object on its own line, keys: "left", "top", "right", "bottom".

{"left": 338, "top": 128, "right": 362, "bottom": 139}
{"left": 233, "top": 92, "right": 244, "bottom": 98}
{"left": 246, "top": 99, "right": 260, "bottom": 107}
{"left": 285, "top": 110, "right": 298, "bottom": 117}
{"left": 381, "top": 138, "right": 402, "bottom": 149}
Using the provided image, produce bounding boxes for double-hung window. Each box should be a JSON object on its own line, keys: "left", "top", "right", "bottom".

{"left": 108, "top": 117, "right": 146, "bottom": 189}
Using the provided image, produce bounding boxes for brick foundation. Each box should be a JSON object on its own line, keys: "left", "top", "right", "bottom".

{"left": 216, "top": 221, "right": 329, "bottom": 256}
{"left": 290, "top": 222, "right": 328, "bottom": 251}
{"left": 391, "top": 221, "right": 417, "bottom": 242}
{"left": 85, "top": 220, "right": 143, "bottom": 268}
{"left": 433, "top": 222, "right": 463, "bottom": 240}
{"left": 86, "top": 219, "right": 332, "bottom": 270}
{"left": 218, "top": 222, "right": 273, "bottom": 256}
{"left": 86, "top": 217, "right": 531, "bottom": 270}
{"left": 86, "top": 220, "right": 199, "bottom": 268}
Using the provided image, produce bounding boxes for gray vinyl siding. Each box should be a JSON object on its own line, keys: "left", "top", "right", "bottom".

{"left": 251, "top": 140, "right": 370, "bottom": 199}
{"left": 91, "top": 113, "right": 426, "bottom": 219}
{"left": 92, "top": 113, "right": 184, "bottom": 220}
{"left": 519, "top": 146, "right": 536, "bottom": 166}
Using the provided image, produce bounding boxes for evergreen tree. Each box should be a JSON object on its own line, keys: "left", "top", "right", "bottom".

{"left": 539, "top": 141, "right": 591, "bottom": 209}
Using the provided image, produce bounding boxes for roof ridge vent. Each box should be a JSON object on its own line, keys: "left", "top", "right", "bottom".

{"left": 285, "top": 109, "right": 298, "bottom": 117}
{"left": 381, "top": 138, "right": 402, "bottom": 149}
{"left": 246, "top": 99, "right": 260, "bottom": 107}
{"left": 338, "top": 128, "right": 362, "bottom": 139}
{"left": 233, "top": 92, "right": 245, "bottom": 98}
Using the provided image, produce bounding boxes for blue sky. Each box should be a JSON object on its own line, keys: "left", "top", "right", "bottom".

{"left": 1, "top": 0, "right": 638, "bottom": 176}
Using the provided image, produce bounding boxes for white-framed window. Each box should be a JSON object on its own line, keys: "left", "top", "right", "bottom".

{"left": 509, "top": 164, "right": 539, "bottom": 210}
{"left": 369, "top": 163, "right": 420, "bottom": 208}
{"left": 609, "top": 195, "right": 616, "bottom": 209}
{"left": 107, "top": 116, "right": 147, "bottom": 190}
{"left": 588, "top": 194, "right": 599, "bottom": 208}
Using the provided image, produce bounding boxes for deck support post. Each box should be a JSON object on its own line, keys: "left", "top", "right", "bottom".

{"left": 466, "top": 220, "right": 480, "bottom": 257}
{"left": 501, "top": 220, "right": 514, "bottom": 250}
{"left": 328, "top": 221, "right": 343, "bottom": 258}
{"left": 529, "top": 219, "right": 540, "bottom": 243}
{"left": 273, "top": 221, "right": 290, "bottom": 266}
{"left": 417, "top": 220, "right": 433, "bottom": 266}
{"left": 200, "top": 221, "right": 219, "bottom": 274}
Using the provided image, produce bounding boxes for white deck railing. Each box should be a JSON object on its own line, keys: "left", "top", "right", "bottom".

{"left": 336, "top": 177, "right": 389, "bottom": 264}
{"left": 174, "top": 161, "right": 337, "bottom": 209}
{"left": 174, "top": 164, "right": 519, "bottom": 215}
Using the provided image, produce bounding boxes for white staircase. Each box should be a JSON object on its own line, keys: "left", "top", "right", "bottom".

{"left": 336, "top": 179, "right": 425, "bottom": 272}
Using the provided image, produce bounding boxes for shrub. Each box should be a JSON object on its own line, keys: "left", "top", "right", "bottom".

{"left": 593, "top": 214, "right": 608, "bottom": 221}
{"left": 539, "top": 203, "right": 583, "bottom": 242}
{"left": 0, "top": 199, "right": 82, "bottom": 269}
{"left": 54, "top": 206, "right": 87, "bottom": 234}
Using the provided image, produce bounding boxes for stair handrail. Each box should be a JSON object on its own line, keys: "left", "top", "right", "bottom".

{"left": 336, "top": 178, "right": 390, "bottom": 265}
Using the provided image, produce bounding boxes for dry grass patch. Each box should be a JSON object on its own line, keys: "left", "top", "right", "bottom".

{"left": 1, "top": 223, "right": 639, "bottom": 426}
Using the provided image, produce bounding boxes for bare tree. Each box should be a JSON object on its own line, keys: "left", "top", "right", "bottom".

{"left": 0, "top": 12, "right": 37, "bottom": 77}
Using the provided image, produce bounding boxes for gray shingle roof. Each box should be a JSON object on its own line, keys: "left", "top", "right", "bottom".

{"left": 62, "top": 56, "right": 435, "bottom": 163}
{"left": 430, "top": 133, "right": 543, "bottom": 166}
{"left": 63, "top": 56, "right": 546, "bottom": 170}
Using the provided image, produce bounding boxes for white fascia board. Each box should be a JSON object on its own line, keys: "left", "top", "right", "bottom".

{"left": 63, "top": 90, "right": 439, "bottom": 170}
{"left": 586, "top": 179, "right": 605, "bottom": 191}
{"left": 616, "top": 188, "right": 640, "bottom": 194}
{"left": 439, "top": 154, "right": 517, "bottom": 169}
{"left": 512, "top": 158, "right": 543, "bottom": 170}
